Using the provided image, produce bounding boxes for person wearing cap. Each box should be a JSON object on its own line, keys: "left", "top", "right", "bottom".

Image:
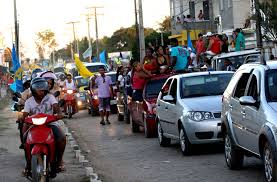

{"left": 170, "top": 38, "right": 189, "bottom": 73}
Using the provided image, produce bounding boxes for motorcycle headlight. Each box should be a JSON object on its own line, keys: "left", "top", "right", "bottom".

{"left": 67, "top": 90, "right": 73, "bottom": 94}
{"left": 187, "top": 111, "right": 214, "bottom": 122}
{"left": 32, "top": 117, "right": 47, "bottom": 125}
{"left": 76, "top": 93, "right": 81, "bottom": 97}
{"left": 93, "top": 95, "right": 98, "bottom": 99}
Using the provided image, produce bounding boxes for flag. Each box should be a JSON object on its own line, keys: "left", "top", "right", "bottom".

{"left": 187, "top": 32, "right": 195, "bottom": 52}
{"left": 82, "top": 46, "right": 92, "bottom": 59}
{"left": 99, "top": 50, "right": 106, "bottom": 64}
{"left": 74, "top": 54, "right": 95, "bottom": 78}
{"left": 10, "top": 45, "right": 23, "bottom": 92}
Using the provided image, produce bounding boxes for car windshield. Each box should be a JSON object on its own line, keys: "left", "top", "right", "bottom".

{"left": 145, "top": 78, "right": 167, "bottom": 98}
{"left": 181, "top": 73, "right": 233, "bottom": 98}
{"left": 266, "top": 70, "right": 277, "bottom": 102}
{"left": 75, "top": 77, "right": 88, "bottom": 87}
{"left": 86, "top": 65, "right": 108, "bottom": 73}
{"left": 216, "top": 54, "right": 259, "bottom": 71}
{"left": 54, "top": 67, "right": 65, "bottom": 73}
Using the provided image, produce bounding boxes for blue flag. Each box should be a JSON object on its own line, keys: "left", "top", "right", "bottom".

{"left": 99, "top": 50, "right": 106, "bottom": 64}
{"left": 187, "top": 32, "right": 195, "bottom": 52}
{"left": 11, "top": 45, "right": 23, "bottom": 92}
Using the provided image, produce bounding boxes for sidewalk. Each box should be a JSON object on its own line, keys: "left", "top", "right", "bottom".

{"left": 0, "top": 102, "right": 88, "bottom": 182}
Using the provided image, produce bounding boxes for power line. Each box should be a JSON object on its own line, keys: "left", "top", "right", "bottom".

{"left": 66, "top": 21, "right": 80, "bottom": 60}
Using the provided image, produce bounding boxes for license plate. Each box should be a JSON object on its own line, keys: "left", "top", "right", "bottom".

{"left": 110, "top": 100, "right": 117, "bottom": 105}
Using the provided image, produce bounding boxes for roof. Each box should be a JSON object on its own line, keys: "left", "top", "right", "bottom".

{"left": 106, "top": 71, "right": 116, "bottom": 75}
{"left": 171, "top": 71, "right": 234, "bottom": 79}
{"left": 239, "top": 61, "right": 277, "bottom": 71}
{"left": 84, "top": 62, "right": 106, "bottom": 66}
{"left": 212, "top": 49, "right": 261, "bottom": 60}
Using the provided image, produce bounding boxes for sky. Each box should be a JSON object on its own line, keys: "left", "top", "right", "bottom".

{"left": 0, "top": 0, "right": 170, "bottom": 58}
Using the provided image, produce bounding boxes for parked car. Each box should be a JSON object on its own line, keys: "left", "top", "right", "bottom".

{"left": 221, "top": 61, "right": 277, "bottom": 182}
{"left": 75, "top": 76, "right": 89, "bottom": 110}
{"left": 128, "top": 74, "right": 173, "bottom": 138}
{"left": 85, "top": 71, "right": 117, "bottom": 116}
{"left": 211, "top": 49, "right": 261, "bottom": 71}
{"left": 156, "top": 71, "right": 233, "bottom": 155}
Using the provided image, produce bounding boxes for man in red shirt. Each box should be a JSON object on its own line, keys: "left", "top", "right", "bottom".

{"left": 196, "top": 33, "right": 206, "bottom": 65}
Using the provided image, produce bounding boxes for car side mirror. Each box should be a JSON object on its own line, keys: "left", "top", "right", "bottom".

{"left": 239, "top": 96, "right": 257, "bottom": 106}
{"left": 163, "top": 95, "right": 174, "bottom": 102}
{"left": 84, "top": 87, "right": 89, "bottom": 91}
{"left": 53, "top": 91, "right": 60, "bottom": 97}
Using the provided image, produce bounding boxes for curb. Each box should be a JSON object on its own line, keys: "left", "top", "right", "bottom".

{"left": 61, "top": 121, "right": 102, "bottom": 182}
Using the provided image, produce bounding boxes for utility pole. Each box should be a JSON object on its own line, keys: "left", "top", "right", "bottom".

{"left": 13, "top": 0, "right": 19, "bottom": 60}
{"left": 134, "top": 0, "right": 140, "bottom": 61}
{"left": 87, "top": 6, "right": 104, "bottom": 62}
{"left": 254, "top": 0, "right": 263, "bottom": 48}
{"left": 67, "top": 21, "right": 80, "bottom": 57}
{"left": 209, "top": 0, "right": 214, "bottom": 33}
{"left": 138, "top": 0, "right": 145, "bottom": 63}
{"left": 84, "top": 14, "right": 93, "bottom": 62}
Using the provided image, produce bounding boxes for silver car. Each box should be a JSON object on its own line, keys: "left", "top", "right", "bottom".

{"left": 156, "top": 71, "right": 233, "bottom": 155}
{"left": 222, "top": 61, "right": 277, "bottom": 182}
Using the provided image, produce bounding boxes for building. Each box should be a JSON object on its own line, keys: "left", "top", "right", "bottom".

{"left": 169, "top": 0, "right": 219, "bottom": 44}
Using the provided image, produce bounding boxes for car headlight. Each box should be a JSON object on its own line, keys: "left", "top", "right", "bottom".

{"left": 187, "top": 111, "right": 214, "bottom": 122}
{"left": 32, "top": 117, "right": 47, "bottom": 125}
{"left": 77, "top": 101, "right": 82, "bottom": 106}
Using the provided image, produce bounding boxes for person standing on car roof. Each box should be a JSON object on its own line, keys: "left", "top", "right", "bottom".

{"left": 91, "top": 66, "right": 114, "bottom": 125}
{"left": 234, "top": 28, "right": 245, "bottom": 51}
{"left": 170, "top": 38, "right": 190, "bottom": 73}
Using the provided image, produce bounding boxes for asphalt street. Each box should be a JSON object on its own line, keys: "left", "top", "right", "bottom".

{"left": 66, "top": 110, "right": 264, "bottom": 182}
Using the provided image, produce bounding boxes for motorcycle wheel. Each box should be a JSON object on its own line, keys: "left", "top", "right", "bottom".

{"left": 31, "top": 154, "right": 48, "bottom": 182}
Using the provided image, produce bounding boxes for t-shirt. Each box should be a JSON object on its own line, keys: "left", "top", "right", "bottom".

{"left": 235, "top": 32, "right": 245, "bottom": 51}
{"left": 118, "top": 75, "right": 124, "bottom": 88}
{"left": 64, "top": 80, "right": 76, "bottom": 90}
{"left": 171, "top": 46, "right": 189, "bottom": 71}
{"left": 196, "top": 40, "right": 205, "bottom": 54}
{"left": 24, "top": 94, "right": 58, "bottom": 115}
{"left": 95, "top": 75, "right": 113, "bottom": 98}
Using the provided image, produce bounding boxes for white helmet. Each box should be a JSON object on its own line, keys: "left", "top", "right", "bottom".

{"left": 39, "top": 71, "right": 57, "bottom": 80}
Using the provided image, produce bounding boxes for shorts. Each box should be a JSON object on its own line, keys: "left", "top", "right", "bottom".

{"left": 132, "top": 89, "right": 143, "bottom": 102}
{"left": 99, "top": 97, "right": 111, "bottom": 112}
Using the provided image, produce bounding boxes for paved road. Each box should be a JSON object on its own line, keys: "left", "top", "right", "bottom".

{"left": 66, "top": 110, "right": 264, "bottom": 182}
{"left": 0, "top": 105, "right": 87, "bottom": 182}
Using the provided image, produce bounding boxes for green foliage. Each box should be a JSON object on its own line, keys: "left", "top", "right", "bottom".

{"left": 35, "top": 30, "right": 58, "bottom": 59}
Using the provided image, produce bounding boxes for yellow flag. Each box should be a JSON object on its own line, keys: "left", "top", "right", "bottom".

{"left": 74, "top": 54, "right": 95, "bottom": 78}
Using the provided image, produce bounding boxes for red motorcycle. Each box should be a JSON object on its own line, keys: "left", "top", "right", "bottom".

{"left": 63, "top": 89, "right": 77, "bottom": 119}
{"left": 24, "top": 113, "right": 59, "bottom": 181}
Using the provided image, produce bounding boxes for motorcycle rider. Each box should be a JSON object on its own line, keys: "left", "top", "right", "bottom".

{"left": 21, "top": 77, "right": 66, "bottom": 177}
{"left": 63, "top": 74, "right": 78, "bottom": 113}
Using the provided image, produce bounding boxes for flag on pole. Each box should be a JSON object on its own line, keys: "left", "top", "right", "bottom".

{"left": 82, "top": 46, "right": 92, "bottom": 59}
{"left": 10, "top": 44, "right": 23, "bottom": 92}
{"left": 187, "top": 32, "right": 195, "bottom": 52}
{"left": 74, "top": 54, "right": 95, "bottom": 78}
{"left": 99, "top": 50, "right": 106, "bottom": 64}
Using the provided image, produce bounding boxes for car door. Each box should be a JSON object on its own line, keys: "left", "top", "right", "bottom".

{"left": 240, "top": 71, "right": 261, "bottom": 153}
{"left": 229, "top": 72, "right": 252, "bottom": 146}
{"left": 157, "top": 78, "right": 173, "bottom": 133}
{"left": 165, "top": 79, "right": 179, "bottom": 136}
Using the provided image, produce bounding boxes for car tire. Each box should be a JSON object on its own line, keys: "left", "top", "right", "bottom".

{"left": 124, "top": 108, "right": 130, "bottom": 124}
{"left": 179, "top": 126, "right": 191, "bottom": 155}
{"left": 144, "top": 117, "right": 152, "bottom": 138}
{"left": 131, "top": 116, "right": 140, "bottom": 133}
{"left": 118, "top": 113, "right": 124, "bottom": 121}
{"left": 157, "top": 121, "right": 170, "bottom": 147}
{"left": 263, "top": 142, "right": 277, "bottom": 182}
{"left": 224, "top": 133, "right": 244, "bottom": 169}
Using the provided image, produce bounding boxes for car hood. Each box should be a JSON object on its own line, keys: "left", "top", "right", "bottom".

{"left": 181, "top": 95, "right": 222, "bottom": 112}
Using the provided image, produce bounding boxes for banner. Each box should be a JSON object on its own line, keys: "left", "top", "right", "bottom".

{"left": 74, "top": 54, "right": 95, "bottom": 78}
{"left": 82, "top": 46, "right": 92, "bottom": 59}
{"left": 99, "top": 50, "right": 106, "bottom": 64}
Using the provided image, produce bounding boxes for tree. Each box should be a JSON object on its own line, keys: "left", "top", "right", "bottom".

{"left": 35, "top": 30, "right": 58, "bottom": 59}
{"left": 258, "top": 0, "right": 277, "bottom": 41}
{"left": 158, "top": 16, "right": 171, "bottom": 33}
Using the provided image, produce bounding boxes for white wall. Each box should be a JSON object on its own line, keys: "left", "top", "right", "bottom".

{"left": 232, "top": 0, "right": 251, "bottom": 29}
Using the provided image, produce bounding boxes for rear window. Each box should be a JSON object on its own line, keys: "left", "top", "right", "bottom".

{"left": 76, "top": 77, "right": 88, "bottom": 87}
{"left": 266, "top": 70, "right": 277, "bottom": 102}
{"left": 145, "top": 78, "right": 168, "bottom": 98}
{"left": 86, "top": 65, "right": 108, "bottom": 73}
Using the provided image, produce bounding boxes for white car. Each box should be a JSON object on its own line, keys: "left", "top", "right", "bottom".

{"left": 156, "top": 71, "right": 233, "bottom": 155}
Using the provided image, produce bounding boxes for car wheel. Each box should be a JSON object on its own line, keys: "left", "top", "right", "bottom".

{"left": 157, "top": 121, "right": 170, "bottom": 147}
{"left": 131, "top": 116, "right": 140, "bottom": 133}
{"left": 144, "top": 116, "right": 152, "bottom": 138}
{"left": 179, "top": 126, "right": 191, "bottom": 155}
{"left": 263, "top": 142, "right": 277, "bottom": 182}
{"left": 124, "top": 108, "right": 130, "bottom": 124}
{"left": 118, "top": 113, "right": 124, "bottom": 121}
{"left": 224, "top": 133, "right": 244, "bottom": 169}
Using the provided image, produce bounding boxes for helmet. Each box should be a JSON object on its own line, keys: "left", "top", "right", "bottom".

{"left": 31, "top": 68, "right": 43, "bottom": 80}
{"left": 30, "top": 77, "right": 49, "bottom": 95}
{"left": 59, "top": 73, "right": 66, "bottom": 80}
{"left": 23, "top": 80, "right": 31, "bottom": 90}
{"left": 39, "top": 71, "right": 57, "bottom": 90}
